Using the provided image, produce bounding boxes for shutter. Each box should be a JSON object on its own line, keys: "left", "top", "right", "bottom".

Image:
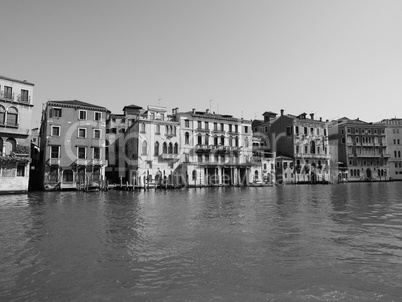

{"left": 49, "top": 108, "right": 53, "bottom": 118}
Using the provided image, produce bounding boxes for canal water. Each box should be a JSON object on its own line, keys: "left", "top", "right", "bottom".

{"left": 1, "top": 183, "right": 402, "bottom": 301}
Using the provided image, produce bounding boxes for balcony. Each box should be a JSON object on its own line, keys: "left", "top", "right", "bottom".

{"left": 382, "top": 153, "right": 391, "bottom": 158}
{"left": 47, "top": 158, "right": 60, "bottom": 166}
{"left": 160, "top": 153, "right": 180, "bottom": 160}
{"left": 91, "top": 159, "right": 108, "bottom": 166}
{"left": 196, "top": 128, "right": 210, "bottom": 134}
{"left": 195, "top": 144, "right": 212, "bottom": 153}
{"left": 295, "top": 153, "right": 331, "bottom": 159}
{"left": 355, "top": 154, "right": 382, "bottom": 158}
{"left": 75, "top": 159, "right": 88, "bottom": 166}
{"left": 0, "top": 91, "right": 14, "bottom": 101}
{"left": 212, "top": 129, "right": 225, "bottom": 135}
{"left": 213, "top": 145, "right": 228, "bottom": 153}
{"left": 16, "top": 94, "right": 31, "bottom": 103}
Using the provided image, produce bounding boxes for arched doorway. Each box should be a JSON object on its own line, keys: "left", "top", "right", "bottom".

{"left": 366, "top": 168, "right": 372, "bottom": 179}
{"left": 63, "top": 170, "right": 74, "bottom": 183}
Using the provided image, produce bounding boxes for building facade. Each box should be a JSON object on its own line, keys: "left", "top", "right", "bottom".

{"left": 175, "top": 108, "right": 256, "bottom": 186}
{"left": 125, "top": 105, "right": 181, "bottom": 188}
{"left": 105, "top": 104, "right": 143, "bottom": 184}
{"left": 39, "top": 100, "right": 108, "bottom": 190}
{"left": 0, "top": 75, "right": 34, "bottom": 194}
{"left": 376, "top": 118, "right": 402, "bottom": 180}
{"left": 259, "top": 110, "right": 330, "bottom": 184}
{"left": 328, "top": 118, "right": 389, "bottom": 182}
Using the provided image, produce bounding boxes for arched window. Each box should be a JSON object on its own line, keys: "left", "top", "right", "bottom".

{"left": 7, "top": 107, "right": 18, "bottom": 126}
{"left": 235, "top": 136, "right": 239, "bottom": 147}
{"left": 63, "top": 170, "right": 74, "bottom": 182}
{"left": 197, "top": 134, "right": 202, "bottom": 145}
{"left": 310, "top": 141, "right": 316, "bottom": 154}
{"left": 192, "top": 170, "right": 197, "bottom": 181}
{"left": 142, "top": 141, "right": 147, "bottom": 155}
{"left": 185, "top": 132, "right": 189, "bottom": 144}
{"left": 229, "top": 136, "right": 233, "bottom": 146}
{"left": 220, "top": 135, "right": 225, "bottom": 145}
{"left": 141, "top": 123, "right": 146, "bottom": 132}
{"left": 205, "top": 134, "right": 209, "bottom": 145}
{"left": 168, "top": 142, "right": 173, "bottom": 154}
{"left": 173, "top": 126, "right": 177, "bottom": 136}
{"left": 174, "top": 143, "right": 178, "bottom": 154}
{"left": 163, "top": 142, "right": 167, "bottom": 153}
{"left": 5, "top": 138, "right": 16, "bottom": 155}
{"left": 214, "top": 136, "right": 218, "bottom": 146}
{"left": 166, "top": 125, "right": 169, "bottom": 134}
{"left": 0, "top": 106, "right": 5, "bottom": 125}
{"left": 154, "top": 141, "right": 159, "bottom": 156}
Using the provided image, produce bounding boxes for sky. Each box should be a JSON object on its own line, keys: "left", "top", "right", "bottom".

{"left": 2, "top": 0, "right": 402, "bottom": 128}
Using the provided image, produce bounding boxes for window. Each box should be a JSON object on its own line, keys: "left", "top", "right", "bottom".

{"left": 286, "top": 127, "right": 292, "bottom": 135}
{"left": 198, "top": 121, "right": 202, "bottom": 129}
{"left": 214, "top": 123, "right": 218, "bottom": 130}
{"left": 94, "top": 112, "right": 102, "bottom": 121}
{"left": 304, "top": 127, "right": 308, "bottom": 135}
{"left": 168, "top": 142, "right": 173, "bottom": 154}
{"left": 244, "top": 126, "right": 248, "bottom": 133}
{"left": 214, "top": 136, "right": 218, "bottom": 146}
{"left": 185, "top": 132, "right": 189, "bottom": 144}
{"left": 205, "top": 134, "right": 209, "bottom": 145}
{"left": 244, "top": 137, "right": 249, "bottom": 147}
{"left": 235, "top": 125, "right": 238, "bottom": 133}
{"left": 197, "top": 134, "right": 202, "bottom": 145}
{"left": 93, "top": 129, "right": 101, "bottom": 139}
{"left": 7, "top": 107, "right": 18, "bottom": 126}
{"left": 229, "top": 124, "right": 232, "bottom": 132}
{"left": 150, "top": 113, "right": 155, "bottom": 120}
{"left": 4, "top": 86, "right": 12, "bottom": 99}
{"left": 142, "top": 141, "right": 147, "bottom": 155}
{"left": 50, "top": 146, "right": 60, "bottom": 158}
{"left": 174, "top": 143, "right": 178, "bottom": 154}
{"left": 205, "top": 121, "right": 209, "bottom": 130}
{"left": 51, "top": 126, "right": 60, "bottom": 136}
{"left": 163, "top": 142, "right": 167, "bottom": 153}
{"left": 63, "top": 170, "right": 74, "bottom": 182}
{"left": 78, "top": 128, "right": 87, "bottom": 138}
{"left": 78, "top": 147, "right": 86, "bottom": 159}
{"left": 198, "top": 154, "right": 203, "bottom": 163}
{"left": 295, "top": 126, "right": 299, "bottom": 134}
{"left": 141, "top": 123, "right": 146, "bottom": 132}
{"left": 93, "top": 147, "right": 101, "bottom": 159}
{"left": 154, "top": 141, "right": 159, "bottom": 156}
{"left": 221, "top": 123, "right": 224, "bottom": 131}
{"left": 0, "top": 106, "right": 5, "bottom": 124}
{"left": 347, "top": 128, "right": 351, "bottom": 134}
{"left": 53, "top": 108, "right": 62, "bottom": 118}
{"left": 79, "top": 110, "right": 87, "bottom": 120}
{"left": 185, "top": 119, "right": 189, "bottom": 127}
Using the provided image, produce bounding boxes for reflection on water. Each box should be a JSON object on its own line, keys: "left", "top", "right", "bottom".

{"left": 1, "top": 183, "right": 402, "bottom": 301}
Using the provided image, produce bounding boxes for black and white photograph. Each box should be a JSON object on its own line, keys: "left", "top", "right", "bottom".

{"left": 1, "top": 1, "right": 402, "bottom": 301}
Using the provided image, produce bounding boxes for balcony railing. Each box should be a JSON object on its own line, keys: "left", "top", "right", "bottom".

{"left": 195, "top": 144, "right": 213, "bottom": 153}
{"left": 17, "top": 94, "right": 31, "bottom": 103}
{"left": 160, "top": 153, "right": 180, "bottom": 160}
{"left": 91, "top": 159, "right": 108, "bottom": 166}
{"left": 0, "top": 91, "right": 15, "bottom": 101}
{"left": 295, "top": 153, "right": 330, "bottom": 159}
{"left": 47, "top": 158, "right": 60, "bottom": 166}
{"left": 75, "top": 159, "right": 88, "bottom": 166}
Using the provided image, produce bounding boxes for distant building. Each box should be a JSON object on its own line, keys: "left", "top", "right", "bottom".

{"left": 256, "top": 109, "right": 330, "bottom": 184}
{"left": 376, "top": 118, "right": 402, "bottom": 180}
{"left": 105, "top": 104, "right": 143, "bottom": 184}
{"left": 39, "top": 100, "right": 108, "bottom": 190}
{"left": 124, "top": 105, "right": 181, "bottom": 187}
{"left": 328, "top": 117, "right": 389, "bottom": 182}
{"left": 174, "top": 108, "right": 256, "bottom": 186}
{"left": 0, "top": 75, "right": 34, "bottom": 194}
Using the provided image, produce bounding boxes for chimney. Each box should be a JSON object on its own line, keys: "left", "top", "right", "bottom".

{"left": 192, "top": 108, "right": 196, "bottom": 114}
{"left": 319, "top": 117, "right": 322, "bottom": 122}
{"left": 172, "top": 107, "right": 178, "bottom": 115}
{"left": 280, "top": 109, "right": 284, "bottom": 116}
{"left": 310, "top": 113, "right": 314, "bottom": 120}
{"left": 206, "top": 108, "right": 209, "bottom": 114}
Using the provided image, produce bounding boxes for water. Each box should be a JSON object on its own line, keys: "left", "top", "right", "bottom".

{"left": 1, "top": 183, "right": 402, "bottom": 301}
